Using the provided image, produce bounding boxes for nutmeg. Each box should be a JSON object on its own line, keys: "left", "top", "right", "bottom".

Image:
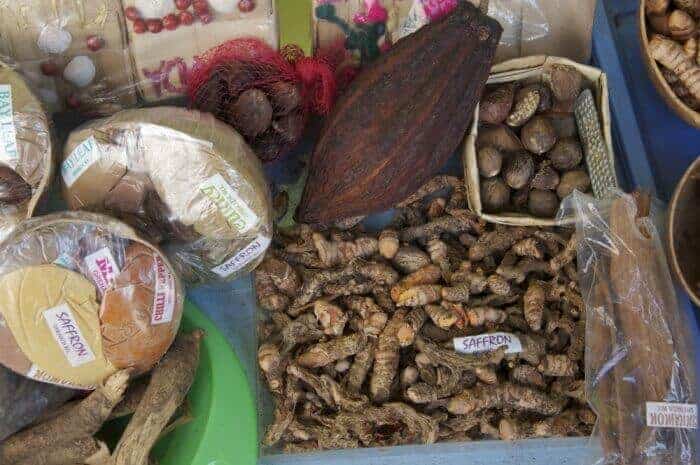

{"left": 530, "top": 161, "right": 561, "bottom": 190}
{"left": 481, "top": 177, "right": 510, "bottom": 213}
{"left": 528, "top": 189, "right": 560, "bottom": 218}
{"left": 479, "top": 84, "right": 515, "bottom": 125}
{"left": 542, "top": 112, "right": 578, "bottom": 139}
{"left": 0, "top": 166, "right": 32, "bottom": 206}
{"left": 477, "top": 146, "right": 504, "bottom": 178}
{"left": 521, "top": 116, "right": 557, "bottom": 155}
{"left": 546, "top": 64, "right": 583, "bottom": 102}
{"left": 512, "top": 187, "right": 530, "bottom": 212}
{"left": 548, "top": 138, "right": 584, "bottom": 170}
{"left": 477, "top": 125, "right": 524, "bottom": 152}
{"left": 669, "top": 9, "right": 697, "bottom": 41}
{"left": 503, "top": 152, "right": 535, "bottom": 190}
{"left": 506, "top": 85, "right": 540, "bottom": 127}
{"left": 230, "top": 88, "right": 274, "bottom": 138}
{"left": 557, "top": 170, "right": 591, "bottom": 199}
{"left": 268, "top": 81, "right": 302, "bottom": 116}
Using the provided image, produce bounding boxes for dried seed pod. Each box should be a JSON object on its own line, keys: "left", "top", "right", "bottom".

{"left": 521, "top": 116, "right": 557, "bottom": 155}
{"left": 477, "top": 146, "right": 504, "bottom": 178}
{"left": 426, "top": 197, "right": 447, "bottom": 219}
{"left": 646, "top": 0, "right": 670, "bottom": 15}
{"left": 506, "top": 85, "right": 540, "bottom": 127}
{"left": 669, "top": 9, "right": 696, "bottom": 41}
{"left": 0, "top": 167, "right": 32, "bottom": 206}
{"left": 556, "top": 170, "right": 591, "bottom": 199}
{"left": 538, "top": 354, "right": 578, "bottom": 377}
{"left": 530, "top": 161, "right": 560, "bottom": 191}
{"left": 503, "top": 152, "right": 535, "bottom": 189}
{"left": 477, "top": 125, "right": 524, "bottom": 152}
{"left": 648, "top": 13, "right": 671, "bottom": 34}
{"left": 548, "top": 138, "right": 583, "bottom": 170}
{"left": 378, "top": 229, "right": 400, "bottom": 259}
{"left": 480, "top": 84, "right": 516, "bottom": 124}
{"left": 268, "top": 81, "right": 302, "bottom": 115}
{"left": 528, "top": 189, "right": 560, "bottom": 218}
{"left": 397, "top": 285, "right": 443, "bottom": 306}
{"left": 467, "top": 306, "right": 507, "bottom": 326}
{"left": 546, "top": 64, "right": 583, "bottom": 102}
{"left": 424, "top": 304, "right": 459, "bottom": 329}
{"left": 314, "top": 299, "right": 348, "bottom": 336}
{"left": 480, "top": 177, "right": 510, "bottom": 213}
{"left": 393, "top": 246, "right": 431, "bottom": 273}
{"left": 230, "top": 88, "right": 274, "bottom": 138}
{"left": 524, "top": 281, "right": 546, "bottom": 331}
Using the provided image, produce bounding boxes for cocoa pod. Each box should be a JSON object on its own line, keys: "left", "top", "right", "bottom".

{"left": 0, "top": 167, "right": 32, "bottom": 206}
{"left": 297, "top": 2, "right": 502, "bottom": 223}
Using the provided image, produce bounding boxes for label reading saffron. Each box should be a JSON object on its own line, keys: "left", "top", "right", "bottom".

{"left": 211, "top": 234, "right": 271, "bottom": 278}
{"left": 43, "top": 304, "right": 96, "bottom": 367}
{"left": 0, "top": 85, "right": 19, "bottom": 169}
{"left": 453, "top": 332, "right": 522, "bottom": 355}
{"left": 151, "top": 256, "right": 176, "bottom": 325}
{"left": 84, "top": 247, "right": 119, "bottom": 295}
{"left": 61, "top": 136, "right": 102, "bottom": 187}
{"left": 646, "top": 402, "right": 698, "bottom": 429}
{"left": 200, "top": 174, "right": 258, "bottom": 234}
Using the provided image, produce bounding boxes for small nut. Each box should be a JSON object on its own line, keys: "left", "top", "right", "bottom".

{"left": 521, "top": 116, "right": 557, "bottom": 155}
{"left": 557, "top": 170, "right": 591, "bottom": 199}
{"left": 548, "top": 138, "right": 584, "bottom": 171}
{"left": 669, "top": 9, "right": 696, "bottom": 41}
{"left": 477, "top": 146, "right": 504, "bottom": 178}
{"left": 530, "top": 161, "right": 560, "bottom": 190}
{"left": 503, "top": 152, "right": 535, "bottom": 190}
{"left": 477, "top": 125, "right": 524, "bottom": 152}
{"left": 481, "top": 177, "right": 510, "bottom": 213}
{"left": 528, "top": 189, "right": 560, "bottom": 218}
{"left": 506, "top": 85, "right": 540, "bottom": 127}
{"left": 480, "top": 84, "right": 515, "bottom": 125}
{"left": 546, "top": 64, "right": 583, "bottom": 102}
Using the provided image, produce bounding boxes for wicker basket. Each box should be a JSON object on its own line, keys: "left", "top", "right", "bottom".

{"left": 463, "top": 55, "right": 615, "bottom": 227}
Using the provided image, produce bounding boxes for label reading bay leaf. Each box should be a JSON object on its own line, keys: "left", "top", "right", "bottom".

{"left": 0, "top": 85, "right": 19, "bottom": 169}
{"left": 646, "top": 402, "right": 698, "bottom": 429}
{"left": 200, "top": 173, "right": 258, "bottom": 234}
{"left": 453, "top": 332, "right": 522, "bottom": 355}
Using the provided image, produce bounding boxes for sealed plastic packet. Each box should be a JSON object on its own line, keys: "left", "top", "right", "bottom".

{"left": 561, "top": 190, "right": 697, "bottom": 465}
{"left": 0, "top": 211, "right": 184, "bottom": 390}
{"left": 62, "top": 107, "right": 273, "bottom": 285}
{"left": 0, "top": 61, "right": 53, "bottom": 241}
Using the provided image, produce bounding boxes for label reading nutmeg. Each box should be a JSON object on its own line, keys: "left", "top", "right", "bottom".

{"left": 43, "top": 304, "right": 96, "bottom": 368}
{"left": 211, "top": 234, "right": 271, "bottom": 278}
{"left": 200, "top": 174, "right": 258, "bottom": 234}
{"left": 84, "top": 247, "right": 119, "bottom": 295}
{"left": 453, "top": 332, "right": 522, "bottom": 355}
{"left": 646, "top": 402, "right": 698, "bottom": 429}
{"left": 151, "top": 255, "right": 176, "bottom": 325}
{"left": 0, "top": 85, "right": 19, "bottom": 169}
{"left": 61, "top": 136, "right": 102, "bottom": 187}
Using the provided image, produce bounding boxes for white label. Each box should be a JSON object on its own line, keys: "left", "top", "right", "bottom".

{"left": 454, "top": 332, "right": 522, "bottom": 355}
{"left": 151, "top": 255, "right": 176, "bottom": 325}
{"left": 0, "top": 85, "right": 19, "bottom": 169}
{"left": 84, "top": 247, "right": 119, "bottom": 294}
{"left": 211, "top": 234, "right": 271, "bottom": 278}
{"left": 61, "top": 136, "right": 102, "bottom": 187}
{"left": 27, "top": 364, "right": 90, "bottom": 390}
{"left": 647, "top": 402, "right": 698, "bottom": 429}
{"left": 200, "top": 174, "right": 258, "bottom": 234}
{"left": 53, "top": 252, "right": 76, "bottom": 270}
{"left": 43, "top": 304, "right": 96, "bottom": 367}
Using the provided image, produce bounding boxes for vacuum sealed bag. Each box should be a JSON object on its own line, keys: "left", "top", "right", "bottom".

{"left": 0, "top": 211, "right": 184, "bottom": 390}
{"left": 62, "top": 107, "right": 273, "bottom": 285}
{"left": 0, "top": 62, "right": 53, "bottom": 241}
{"left": 563, "top": 190, "right": 698, "bottom": 465}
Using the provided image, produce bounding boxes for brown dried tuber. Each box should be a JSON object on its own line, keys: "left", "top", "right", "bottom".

{"left": 503, "top": 152, "right": 535, "bottom": 190}
{"left": 546, "top": 65, "right": 584, "bottom": 102}
{"left": 477, "top": 146, "right": 504, "bottom": 178}
{"left": 480, "top": 84, "right": 515, "bottom": 124}
{"left": 521, "top": 116, "right": 557, "bottom": 155}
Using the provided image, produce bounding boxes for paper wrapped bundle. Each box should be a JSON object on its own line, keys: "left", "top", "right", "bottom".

{"left": 0, "top": 62, "right": 53, "bottom": 241}
{"left": 62, "top": 107, "right": 273, "bottom": 284}
{"left": 0, "top": 212, "right": 184, "bottom": 390}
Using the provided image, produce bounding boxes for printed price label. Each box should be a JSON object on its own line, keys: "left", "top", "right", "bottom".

{"left": 43, "top": 304, "right": 96, "bottom": 368}
{"left": 0, "top": 85, "right": 19, "bottom": 169}
{"left": 151, "top": 256, "right": 176, "bottom": 325}
{"left": 453, "top": 332, "right": 522, "bottom": 355}
{"left": 211, "top": 234, "right": 271, "bottom": 278}
{"left": 84, "top": 247, "right": 119, "bottom": 295}
{"left": 200, "top": 174, "right": 258, "bottom": 234}
{"left": 61, "top": 136, "right": 102, "bottom": 187}
{"left": 647, "top": 402, "right": 698, "bottom": 429}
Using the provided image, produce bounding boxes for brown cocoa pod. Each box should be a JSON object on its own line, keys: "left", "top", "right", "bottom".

{"left": 481, "top": 177, "right": 510, "bottom": 212}
{"left": 0, "top": 166, "right": 32, "bottom": 206}
{"left": 528, "top": 189, "right": 560, "bottom": 217}
{"left": 230, "top": 88, "right": 273, "bottom": 138}
{"left": 546, "top": 64, "right": 583, "bottom": 102}
{"left": 531, "top": 161, "right": 560, "bottom": 190}
{"left": 268, "top": 81, "right": 302, "bottom": 116}
{"left": 272, "top": 111, "right": 305, "bottom": 143}
{"left": 521, "top": 116, "right": 557, "bottom": 155}
{"left": 548, "top": 138, "right": 583, "bottom": 171}
{"left": 557, "top": 170, "right": 591, "bottom": 199}
{"left": 479, "top": 83, "right": 515, "bottom": 125}
{"left": 477, "top": 146, "right": 503, "bottom": 178}
{"left": 503, "top": 152, "right": 535, "bottom": 190}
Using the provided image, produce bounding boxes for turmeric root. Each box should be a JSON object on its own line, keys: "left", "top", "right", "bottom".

{"left": 391, "top": 264, "right": 442, "bottom": 301}
{"left": 113, "top": 330, "right": 204, "bottom": 465}
{"left": 447, "top": 383, "right": 566, "bottom": 416}
{"left": 415, "top": 336, "right": 505, "bottom": 371}
{"left": 467, "top": 307, "right": 507, "bottom": 327}
{"left": 424, "top": 304, "right": 459, "bottom": 329}
{"left": 426, "top": 197, "right": 447, "bottom": 219}
{"left": 312, "top": 232, "right": 378, "bottom": 267}
{"left": 397, "top": 175, "right": 462, "bottom": 207}
{"left": 398, "top": 306, "right": 429, "bottom": 346}
{"left": 523, "top": 280, "right": 546, "bottom": 331}
{"left": 393, "top": 246, "right": 431, "bottom": 273}
{"left": 441, "top": 283, "right": 471, "bottom": 303}
{"left": 15, "top": 438, "right": 108, "bottom": 465}
{"left": 378, "top": 229, "right": 400, "bottom": 259}
{"left": 347, "top": 340, "right": 377, "bottom": 394}
{"left": 538, "top": 354, "right": 579, "bottom": 377}
{"left": 297, "top": 333, "right": 367, "bottom": 368}
{"left": 287, "top": 364, "right": 367, "bottom": 411}
{"left": 649, "top": 34, "right": 700, "bottom": 100}
{"left": 0, "top": 370, "right": 130, "bottom": 464}
{"left": 259, "top": 343, "right": 286, "bottom": 396}
{"left": 281, "top": 313, "right": 324, "bottom": 353}
{"left": 396, "top": 285, "right": 443, "bottom": 306}
{"left": 510, "top": 364, "right": 547, "bottom": 388}
{"left": 401, "top": 214, "right": 482, "bottom": 242}
{"left": 468, "top": 227, "right": 530, "bottom": 262}
{"left": 370, "top": 310, "right": 407, "bottom": 402}
{"left": 550, "top": 234, "right": 578, "bottom": 271}
{"left": 313, "top": 299, "right": 348, "bottom": 336}
{"left": 474, "top": 366, "right": 498, "bottom": 385}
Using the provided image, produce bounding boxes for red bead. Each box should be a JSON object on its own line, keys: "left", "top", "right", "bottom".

{"left": 179, "top": 11, "right": 195, "bottom": 25}
{"left": 199, "top": 12, "right": 213, "bottom": 24}
{"left": 193, "top": 0, "right": 209, "bottom": 15}
{"left": 163, "top": 14, "right": 179, "bottom": 30}
{"left": 175, "top": 0, "right": 192, "bottom": 10}
{"left": 86, "top": 35, "right": 104, "bottom": 52}
{"left": 40, "top": 61, "right": 59, "bottom": 76}
{"left": 133, "top": 19, "right": 147, "bottom": 33}
{"left": 238, "top": 0, "right": 255, "bottom": 12}
{"left": 147, "top": 19, "right": 164, "bottom": 33}
{"left": 124, "top": 6, "right": 141, "bottom": 21}
{"left": 66, "top": 94, "right": 81, "bottom": 109}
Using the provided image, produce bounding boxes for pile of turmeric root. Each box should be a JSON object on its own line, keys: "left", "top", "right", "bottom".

{"left": 0, "top": 330, "right": 203, "bottom": 465}
{"left": 256, "top": 175, "right": 595, "bottom": 452}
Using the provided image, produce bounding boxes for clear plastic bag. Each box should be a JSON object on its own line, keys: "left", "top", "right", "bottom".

{"left": 62, "top": 107, "right": 273, "bottom": 285}
{"left": 0, "top": 0, "right": 278, "bottom": 115}
{"left": 0, "top": 211, "right": 184, "bottom": 390}
{"left": 0, "top": 61, "right": 53, "bottom": 241}
{"left": 561, "top": 190, "right": 698, "bottom": 465}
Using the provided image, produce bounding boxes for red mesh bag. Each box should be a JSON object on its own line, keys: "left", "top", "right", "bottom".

{"left": 188, "top": 38, "right": 337, "bottom": 162}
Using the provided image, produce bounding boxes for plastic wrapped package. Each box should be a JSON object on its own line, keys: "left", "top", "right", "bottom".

{"left": 0, "top": 0, "right": 278, "bottom": 114}
{"left": 0, "top": 211, "right": 184, "bottom": 390}
{"left": 562, "top": 190, "right": 698, "bottom": 465}
{"left": 0, "top": 62, "right": 53, "bottom": 241}
{"left": 312, "top": 0, "right": 596, "bottom": 68}
{"left": 62, "top": 107, "right": 273, "bottom": 285}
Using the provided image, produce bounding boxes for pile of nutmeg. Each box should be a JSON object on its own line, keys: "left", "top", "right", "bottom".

{"left": 475, "top": 65, "right": 592, "bottom": 218}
